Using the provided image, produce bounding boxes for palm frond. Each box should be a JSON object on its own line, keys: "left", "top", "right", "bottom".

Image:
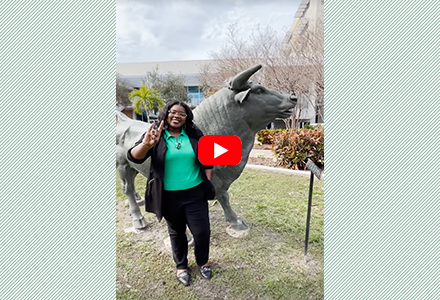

{"left": 128, "top": 84, "right": 165, "bottom": 115}
{"left": 133, "top": 99, "right": 143, "bottom": 114}
{"left": 128, "top": 89, "right": 142, "bottom": 100}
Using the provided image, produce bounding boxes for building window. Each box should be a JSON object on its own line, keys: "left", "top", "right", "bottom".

{"left": 187, "top": 86, "right": 199, "bottom": 93}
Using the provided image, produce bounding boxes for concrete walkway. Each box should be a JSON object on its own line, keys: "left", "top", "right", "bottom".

{"left": 247, "top": 147, "right": 324, "bottom": 179}
{"left": 249, "top": 149, "right": 274, "bottom": 158}
{"left": 245, "top": 164, "right": 323, "bottom": 179}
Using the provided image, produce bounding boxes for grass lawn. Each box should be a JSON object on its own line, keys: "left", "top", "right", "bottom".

{"left": 116, "top": 168, "right": 324, "bottom": 300}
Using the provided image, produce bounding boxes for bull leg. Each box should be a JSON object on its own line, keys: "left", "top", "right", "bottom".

{"left": 117, "top": 164, "right": 148, "bottom": 229}
{"left": 134, "top": 192, "right": 142, "bottom": 202}
{"left": 217, "top": 191, "right": 248, "bottom": 231}
{"left": 126, "top": 191, "right": 144, "bottom": 207}
{"left": 124, "top": 191, "right": 144, "bottom": 208}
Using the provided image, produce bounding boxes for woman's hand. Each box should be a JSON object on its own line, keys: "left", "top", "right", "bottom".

{"left": 142, "top": 120, "right": 164, "bottom": 148}
{"left": 205, "top": 169, "right": 212, "bottom": 181}
{"left": 129, "top": 120, "right": 164, "bottom": 161}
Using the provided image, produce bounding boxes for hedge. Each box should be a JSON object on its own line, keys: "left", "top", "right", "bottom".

{"left": 256, "top": 129, "right": 288, "bottom": 145}
{"left": 256, "top": 129, "right": 324, "bottom": 170}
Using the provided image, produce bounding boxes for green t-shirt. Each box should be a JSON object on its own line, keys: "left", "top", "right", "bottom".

{"left": 163, "top": 129, "right": 203, "bottom": 191}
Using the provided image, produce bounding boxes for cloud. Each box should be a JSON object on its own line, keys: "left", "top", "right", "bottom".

{"left": 117, "top": 0, "right": 300, "bottom": 62}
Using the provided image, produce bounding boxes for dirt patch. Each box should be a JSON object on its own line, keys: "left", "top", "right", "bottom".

{"left": 191, "top": 281, "right": 229, "bottom": 300}
{"left": 116, "top": 201, "right": 170, "bottom": 252}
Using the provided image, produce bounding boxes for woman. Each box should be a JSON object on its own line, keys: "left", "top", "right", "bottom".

{"left": 127, "top": 101, "right": 215, "bottom": 286}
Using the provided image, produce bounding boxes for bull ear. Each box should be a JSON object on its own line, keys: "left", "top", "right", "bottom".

{"left": 231, "top": 64, "right": 262, "bottom": 90}
{"left": 234, "top": 89, "right": 251, "bottom": 103}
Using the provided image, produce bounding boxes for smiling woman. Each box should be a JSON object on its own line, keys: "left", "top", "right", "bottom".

{"left": 127, "top": 100, "right": 216, "bottom": 286}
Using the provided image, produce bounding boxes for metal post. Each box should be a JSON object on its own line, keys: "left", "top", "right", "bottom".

{"left": 304, "top": 171, "right": 314, "bottom": 258}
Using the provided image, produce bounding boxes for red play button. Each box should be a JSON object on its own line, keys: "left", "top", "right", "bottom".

{"left": 198, "top": 135, "right": 242, "bottom": 165}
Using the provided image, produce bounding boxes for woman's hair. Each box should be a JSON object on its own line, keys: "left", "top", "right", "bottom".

{"left": 157, "top": 101, "right": 196, "bottom": 134}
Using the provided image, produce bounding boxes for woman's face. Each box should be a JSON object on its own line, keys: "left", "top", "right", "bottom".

{"left": 166, "top": 105, "right": 187, "bottom": 130}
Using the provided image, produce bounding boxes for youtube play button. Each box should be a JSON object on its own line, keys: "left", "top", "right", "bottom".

{"left": 199, "top": 135, "right": 242, "bottom": 165}
{"left": 214, "top": 143, "right": 228, "bottom": 158}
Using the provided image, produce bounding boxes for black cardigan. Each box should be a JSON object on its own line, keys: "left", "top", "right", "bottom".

{"left": 127, "top": 126, "right": 215, "bottom": 221}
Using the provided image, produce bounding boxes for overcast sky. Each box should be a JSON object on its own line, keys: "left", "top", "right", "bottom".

{"left": 117, "top": 0, "right": 301, "bottom": 63}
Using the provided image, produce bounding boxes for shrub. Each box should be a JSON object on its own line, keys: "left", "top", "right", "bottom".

{"left": 306, "top": 123, "right": 324, "bottom": 130}
{"left": 256, "top": 129, "right": 288, "bottom": 145}
{"left": 273, "top": 129, "right": 324, "bottom": 170}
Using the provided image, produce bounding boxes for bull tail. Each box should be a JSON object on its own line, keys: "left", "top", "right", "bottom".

{"left": 116, "top": 110, "right": 130, "bottom": 125}
{"left": 116, "top": 110, "right": 130, "bottom": 145}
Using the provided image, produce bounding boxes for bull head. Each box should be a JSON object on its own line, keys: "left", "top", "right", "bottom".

{"left": 229, "top": 64, "right": 263, "bottom": 103}
{"left": 229, "top": 64, "right": 262, "bottom": 91}
{"left": 223, "top": 64, "right": 297, "bottom": 132}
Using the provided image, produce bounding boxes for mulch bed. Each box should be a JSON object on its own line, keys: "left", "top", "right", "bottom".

{"left": 250, "top": 143, "right": 278, "bottom": 168}
{"left": 252, "top": 143, "right": 273, "bottom": 150}
{"left": 247, "top": 156, "right": 279, "bottom": 168}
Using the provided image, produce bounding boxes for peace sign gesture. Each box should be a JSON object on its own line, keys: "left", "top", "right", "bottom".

{"left": 142, "top": 120, "right": 164, "bottom": 148}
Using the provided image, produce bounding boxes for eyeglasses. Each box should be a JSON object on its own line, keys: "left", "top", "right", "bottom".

{"left": 168, "top": 110, "right": 187, "bottom": 118}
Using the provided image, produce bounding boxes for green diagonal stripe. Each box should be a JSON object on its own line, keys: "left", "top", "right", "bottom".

{"left": 325, "top": 1, "right": 439, "bottom": 299}
{"left": 1, "top": 1, "right": 115, "bottom": 299}
{"left": 2, "top": 1, "right": 439, "bottom": 299}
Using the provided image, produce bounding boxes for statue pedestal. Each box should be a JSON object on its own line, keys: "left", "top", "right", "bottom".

{"left": 123, "top": 227, "right": 144, "bottom": 234}
{"left": 226, "top": 225, "right": 249, "bottom": 238}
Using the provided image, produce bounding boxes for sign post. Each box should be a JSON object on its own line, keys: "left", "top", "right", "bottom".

{"left": 304, "top": 159, "right": 323, "bottom": 260}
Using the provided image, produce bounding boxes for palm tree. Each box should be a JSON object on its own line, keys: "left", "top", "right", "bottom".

{"left": 128, "top": 84, "right": 165, "bottom": 123}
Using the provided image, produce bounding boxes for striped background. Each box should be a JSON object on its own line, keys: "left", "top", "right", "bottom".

{"left": 1, "top": 1, "right": 115, "bottom": 299}
{"left": 325, "top": 1, "right": 439, "bottom": 299}
{"left": 1, "top": 1, "right": 439, "bottom": 299}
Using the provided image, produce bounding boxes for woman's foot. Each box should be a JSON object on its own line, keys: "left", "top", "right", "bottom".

{"left": 199, "top": 264, "right": 212, "bottom": 280}
{"left": 176, "top": 269, "right": 190, "bottom": 286}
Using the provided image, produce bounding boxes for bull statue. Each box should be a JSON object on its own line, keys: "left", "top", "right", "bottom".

{"left": 116, "top": 64, "right": 297, "bottom": 233}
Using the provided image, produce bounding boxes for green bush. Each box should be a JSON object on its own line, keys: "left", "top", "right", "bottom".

{"left": 273, "top": 129, "right": 324, "bottom": 170}
{"left": 306, "top": 123, "right": 324, "bottom": 130}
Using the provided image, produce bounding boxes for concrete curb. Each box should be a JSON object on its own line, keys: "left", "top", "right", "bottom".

{"left": 245, "top": 164, "right": 324, "bottom": 180}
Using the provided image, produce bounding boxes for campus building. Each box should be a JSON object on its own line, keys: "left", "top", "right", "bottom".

{"left": 283, "top": 0, "right": 324, "bottom": 47}
{"left": 116, "top": 60, "right": 211, "bottom": 107}
{"left": 282, "top": 0, "right": 324, "bottom": 125}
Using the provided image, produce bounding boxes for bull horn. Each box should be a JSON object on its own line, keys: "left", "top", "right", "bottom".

{"left": 231, "top": 64, "right": 262, "bottom": 90}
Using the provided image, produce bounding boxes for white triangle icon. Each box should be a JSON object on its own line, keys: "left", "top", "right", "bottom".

{"left": 214, "top": 143, "right": 228, "bottom": 159}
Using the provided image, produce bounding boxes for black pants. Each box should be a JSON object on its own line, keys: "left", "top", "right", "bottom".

{"left": 163, "top": 183, "right": 210, "bottom": 270}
